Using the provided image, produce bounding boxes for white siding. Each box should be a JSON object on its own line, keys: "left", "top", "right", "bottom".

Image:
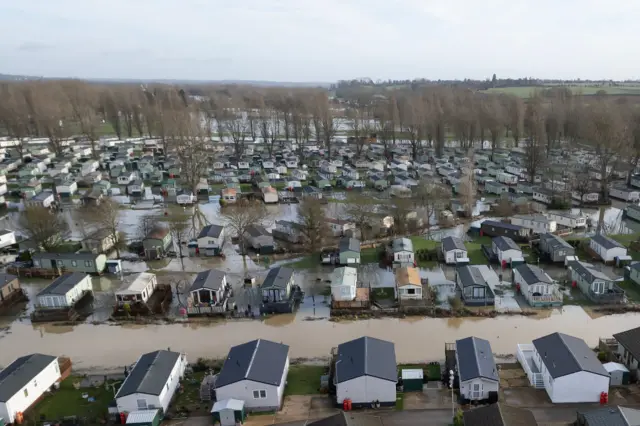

{"left": 444, "top": 249, "right": 468, "bottom": 265}
{"left": 590, "top": 240, "right": 627, "bottom": 262}
{"left": 116, "top": 355, "right": 186, "bottom": 413}
{"left": 459, "top": 378, "right": 499, "bottom": 401}
{"left": 548, "top": 371, "right": 609, "bottom": 403}
{"left": 497, "top": 248, "right": 522, "bottom": 263}
{"left": 1, "top": 359, "right": 61, "bottom": 423}
{"left": 336, "top": 376, "right": 396, "bottom": 405}
{"left": 215, "top": 358, "right": 289, "bottom": 411}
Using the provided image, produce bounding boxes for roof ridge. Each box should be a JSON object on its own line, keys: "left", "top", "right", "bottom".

{"left": 138, "top": 350, "right": 161, "bottom": 391}
{"left": 246, "top": 339, "right": 260, "bottom": 380}
{"left": 557, "top": 333, "right": 582, "bottom": 372}
{"left": 363, "top": 337, "right": 369, "bottom": 377}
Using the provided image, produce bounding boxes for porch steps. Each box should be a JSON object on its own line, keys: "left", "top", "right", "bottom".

{"left": 533, "top": 376, "right": 544, "bottom": 389}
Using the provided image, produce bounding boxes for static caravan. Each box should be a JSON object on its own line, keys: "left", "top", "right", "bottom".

{"left": 625, "top": 204, "right": 640, "bottom": 223}
{"left": 496, "top": 172, "right": 518, "bottom": 185}
{"left": 35, "top": 273, "right": 93, "bottom": 309}
{"left": 455, "top": 337, "right": 499, "bottom": 402}
{"left": 330, "top": 267, "right": 358, "bottom": 301}
{"left": 115, "top": 272, "right": 158, "bottom": 306}
{"left": 546, "top": 211, "right": 587, "bottom": 229}
{"left": 610, "top": 185, "right": 640, "bottom": 202}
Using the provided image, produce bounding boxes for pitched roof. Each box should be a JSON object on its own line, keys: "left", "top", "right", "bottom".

{"left": 391, "top": 238, "right": 413, "bottom": 253}
{"left": 532, "top": 332, "right": 608, "bottom": 379}
{"left": 215, "top": 339, "right": 290, "bottom": 388}
{"left": 37, "top": 272, "right": 89, "bottom": 297}
{"left": 462, "top": 404, "right": 538, "bottom": 426}
{"left": 0, "top": 354, "right": 58, "bottom": 402}
{"left": 578, "top": 406, "right": 640, "bottom": 426}
{"left": 197, "top": 224, "right": 224, "bottom": 239}
{"left": 339, "top": 237, "right": 361, "bottom": 253}
{"left": 540, "top": 232, "right": 573, "bottom": 250}
{"left": 116, "top": 350, "right": 181, "bottom": 398}
{"left": 395, "top": 267, "right": 421, "bottom": 287}
{"left": 32, "top": 252, "right": 100, "bottom": 261}
{"left": 455, "top": 337, "right": 498, "bottom": 382}
{"left": 457, "top": 266, "right": 488, "bottom": 288}
{"left": 261, "top": 267, "right": 294, "bottom": 290}
{"left": 190, "top": 269, "right": 226, "bottom": 292}
{"left": 614, "top": 327, "right": 640, "bottom": 363}
{"left": 591, "top": 233, "right": 624, "bottom": 250}
{"left": 481, "top": 220, "right": 523, "bottom": 232}
{"left": 246, "top": 224, "right": 270, "bottom": 238}
{"left": 493, "top": 236, "right": 520, "bottom": 252}
{"left": 514, "top": 264, "right": 553, "bottom": 285}
{"left": 0, "top": 273, "right": 17, "bottom": 290}
{"left": 442, "top": 236, "right": 466, "bottom": 252}
{"left": 145, "top": 227, "right": 169, "bottom": 240}
{"left": 335, "top": 336, "right": 397, "bottom": 384}
{"left": 571, "top": 260, "right": 616, "bottom": 283}
{"left": 307, "top": 412, "right": 384, "bottom": 426}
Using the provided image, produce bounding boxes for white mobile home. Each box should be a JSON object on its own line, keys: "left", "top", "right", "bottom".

{"left": 513, "top": 264, "right": 562, "bottom": 307}
{"left": 115, "top": 350, "right": 187, "bottom": 413}
{"left": 530, "top": 333, "right": 609, "bottom": 403}
{"left": 496, "top": 172, "right": 518, "bottom": 185}
{"left": 441, "top": 236, "right": 469, "bottom": 265}
{"left": 335, "top": 337, "right": 397, "bottom": 407}
{"left": 196, "top": 224, "right": 225, "bottom": 256}
{"left": 115, "top": 272, "right": 158, "bottom": 306}
{"left": 455, "top": 337, "right": 499, "bottom": 402}
{"left": 510, "top": 214, "right": 556, "bottom": 234}
{"left": 492, "top": 236, "right": 522, "bottom": 264}
{"left": 215, "top": 339, "right": 290, "bottom": 412}
{"left": 0, "top": 354, "right": 61, "bottom": 424}
{"left": 35, "top": 273, "right": 93, "bottom": 309}
{"left": 610, "top": 185, "right": 640, "bottom": 202}
{"left": 546, "top": 211, "right": 587, "bottom": 229}
{"left": 589, "top": 234, "right": 627, "bottom": 263}
{"left": 330, "top": 267, "right": 358, "bottom": 302}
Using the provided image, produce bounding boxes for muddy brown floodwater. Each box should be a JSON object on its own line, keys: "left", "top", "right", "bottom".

{"left": 2, "top": 306, "right": 640, "bottom": 371}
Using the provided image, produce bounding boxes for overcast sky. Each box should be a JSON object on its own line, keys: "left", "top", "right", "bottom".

{"left": 2, "top": 0, "right": 639, "bottom": 82}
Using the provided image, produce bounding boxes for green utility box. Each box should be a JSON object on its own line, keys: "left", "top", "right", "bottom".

{"left": 212, "top": 399, "right": 246, "bottom": 426}
{"left": 401, "top": 369, "right": 424, "bottom": 392}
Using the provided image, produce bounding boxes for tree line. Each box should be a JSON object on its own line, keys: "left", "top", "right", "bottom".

{"left": 1, "top": 80, "right": 640, "bottom": 204}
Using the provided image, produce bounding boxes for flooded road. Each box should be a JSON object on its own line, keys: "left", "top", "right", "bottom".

{"left": 1, "top": 305, "right": 640, "bottom": 371}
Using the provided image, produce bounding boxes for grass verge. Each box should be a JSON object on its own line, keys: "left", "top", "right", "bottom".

{"left": 28, "top": 377, "right": 116, "bottom": 423}
{"left": 285, "top": 365, "right": 326, "bottom": 396}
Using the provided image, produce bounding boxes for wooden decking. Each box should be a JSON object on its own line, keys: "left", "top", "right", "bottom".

{"left": 31, "top": 290, "right": 94, "bottom": 323}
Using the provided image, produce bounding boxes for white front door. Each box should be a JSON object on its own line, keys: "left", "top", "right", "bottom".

{"left": 473, "top": 383, "right": 481, "bottom": 399}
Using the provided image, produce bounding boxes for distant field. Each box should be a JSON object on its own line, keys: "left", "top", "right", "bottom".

{"left": 484, "top": 85, "right": 640, "bottom": 98}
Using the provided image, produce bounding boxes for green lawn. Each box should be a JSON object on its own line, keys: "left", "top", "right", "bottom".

{"left": 28, "top": 377, "right": 116, "bottom": 423}
{"left": 285, "top": 365, "right": 326, "bottom": 396}
{"left": 409, "top": 237, "right": 438, "bottom": 251}
{"left": 172, "top": 370, "right": 207, "bottom": 414}
{"left": 361, "top": 247, "right": 380, "bottom": 264}
{"left": 464, "top": 236, "right": 492, "bottom": 265}
{"left": 619, "top": 280, "right": 640, "bottom": 303}
{"left": 484, "top": 85, "right": 640, "bottom": 98}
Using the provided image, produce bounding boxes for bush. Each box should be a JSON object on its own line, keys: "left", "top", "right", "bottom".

{"left": 448, "top": 296, "right": 462, "bottom": 311}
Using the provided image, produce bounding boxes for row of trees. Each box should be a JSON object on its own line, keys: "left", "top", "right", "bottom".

{"left": 3, "top": 79, "right": 640, "bottom": 204}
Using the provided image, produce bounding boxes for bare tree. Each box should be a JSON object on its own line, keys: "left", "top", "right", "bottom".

{"left": 0, "top": 83, "right": 31, "bottom": 157}
{"left": 61, "top": 81, "right": 102, "bottom": 158}
{"left": 343, "top": 193, "right": 375, "bottom": 241}
{"left": 312, "top": 92, "right": 338, "bottom": 157}
{"left": 413, "top": 178, "right": 449, "bottom": 237}
{"left": 76, "top": 198, "right": 126, "bottom": 257}
{"left": 165, "top": 212, "right": 191, "bottom": 270}
{"left": 17, "top": 206, "right": 70, "bottom": 251}
{"left": 23, "top": 81, "right": 73, "bottom": 155}
{"left": 507, "top": 95, "right": 525, "bottom": 147}
{"left": 220, "top": 199, "right": 269, "bottom": 260}
{"left": 456, "top": 151, "right": 477, "bottom": 217}
{"left": 570, "top": 166, "right": 594, "bottom": 208}
{"left": 223, "top": 96, "right": 249, "bottom": 158}
{"left": 137, "top": 214, "right": 159, "bottom": 242}
{"left": 581, "top": 99, "right": 627, "bottom": 204}
{"left": 384, "top": 196, "right": 416, "bottom": 236}
{"left": 297, "top": 197, "right": 330, "bottom": 253}
{"left": 524, "top": 95, "right": 547, "bottom": 183}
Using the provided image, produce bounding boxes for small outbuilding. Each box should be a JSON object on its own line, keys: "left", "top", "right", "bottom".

{"left": 125, "top": 409, "right": 162, "bottom": 426}
{"left": 338, "top": 237, "right": 361, "bottom": 265}
{"left": 603, "top": 362, "right": 630, "bottom": 386}
{"left": 401, "top": 369, "right": 424, "bottom": 392}
{"left": 211, "top": 399, "right": 246, "bottom": 426}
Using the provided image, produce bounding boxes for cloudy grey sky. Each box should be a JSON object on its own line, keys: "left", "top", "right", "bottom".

{"left": 1, "top": 0, "right": 639, "bottom": 82}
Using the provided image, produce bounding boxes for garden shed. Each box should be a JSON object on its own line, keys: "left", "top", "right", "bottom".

{"left": 401, "top": 369, "right": 424, "bottom": 392}
{"left": 211, "top": 399, "right": 246, "bottom": 426}
{"left": 603, "top": 362, "right": 630, "bottom": 386}
{"left": 125, "top": 409, "right": 162, "bottom": 426}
